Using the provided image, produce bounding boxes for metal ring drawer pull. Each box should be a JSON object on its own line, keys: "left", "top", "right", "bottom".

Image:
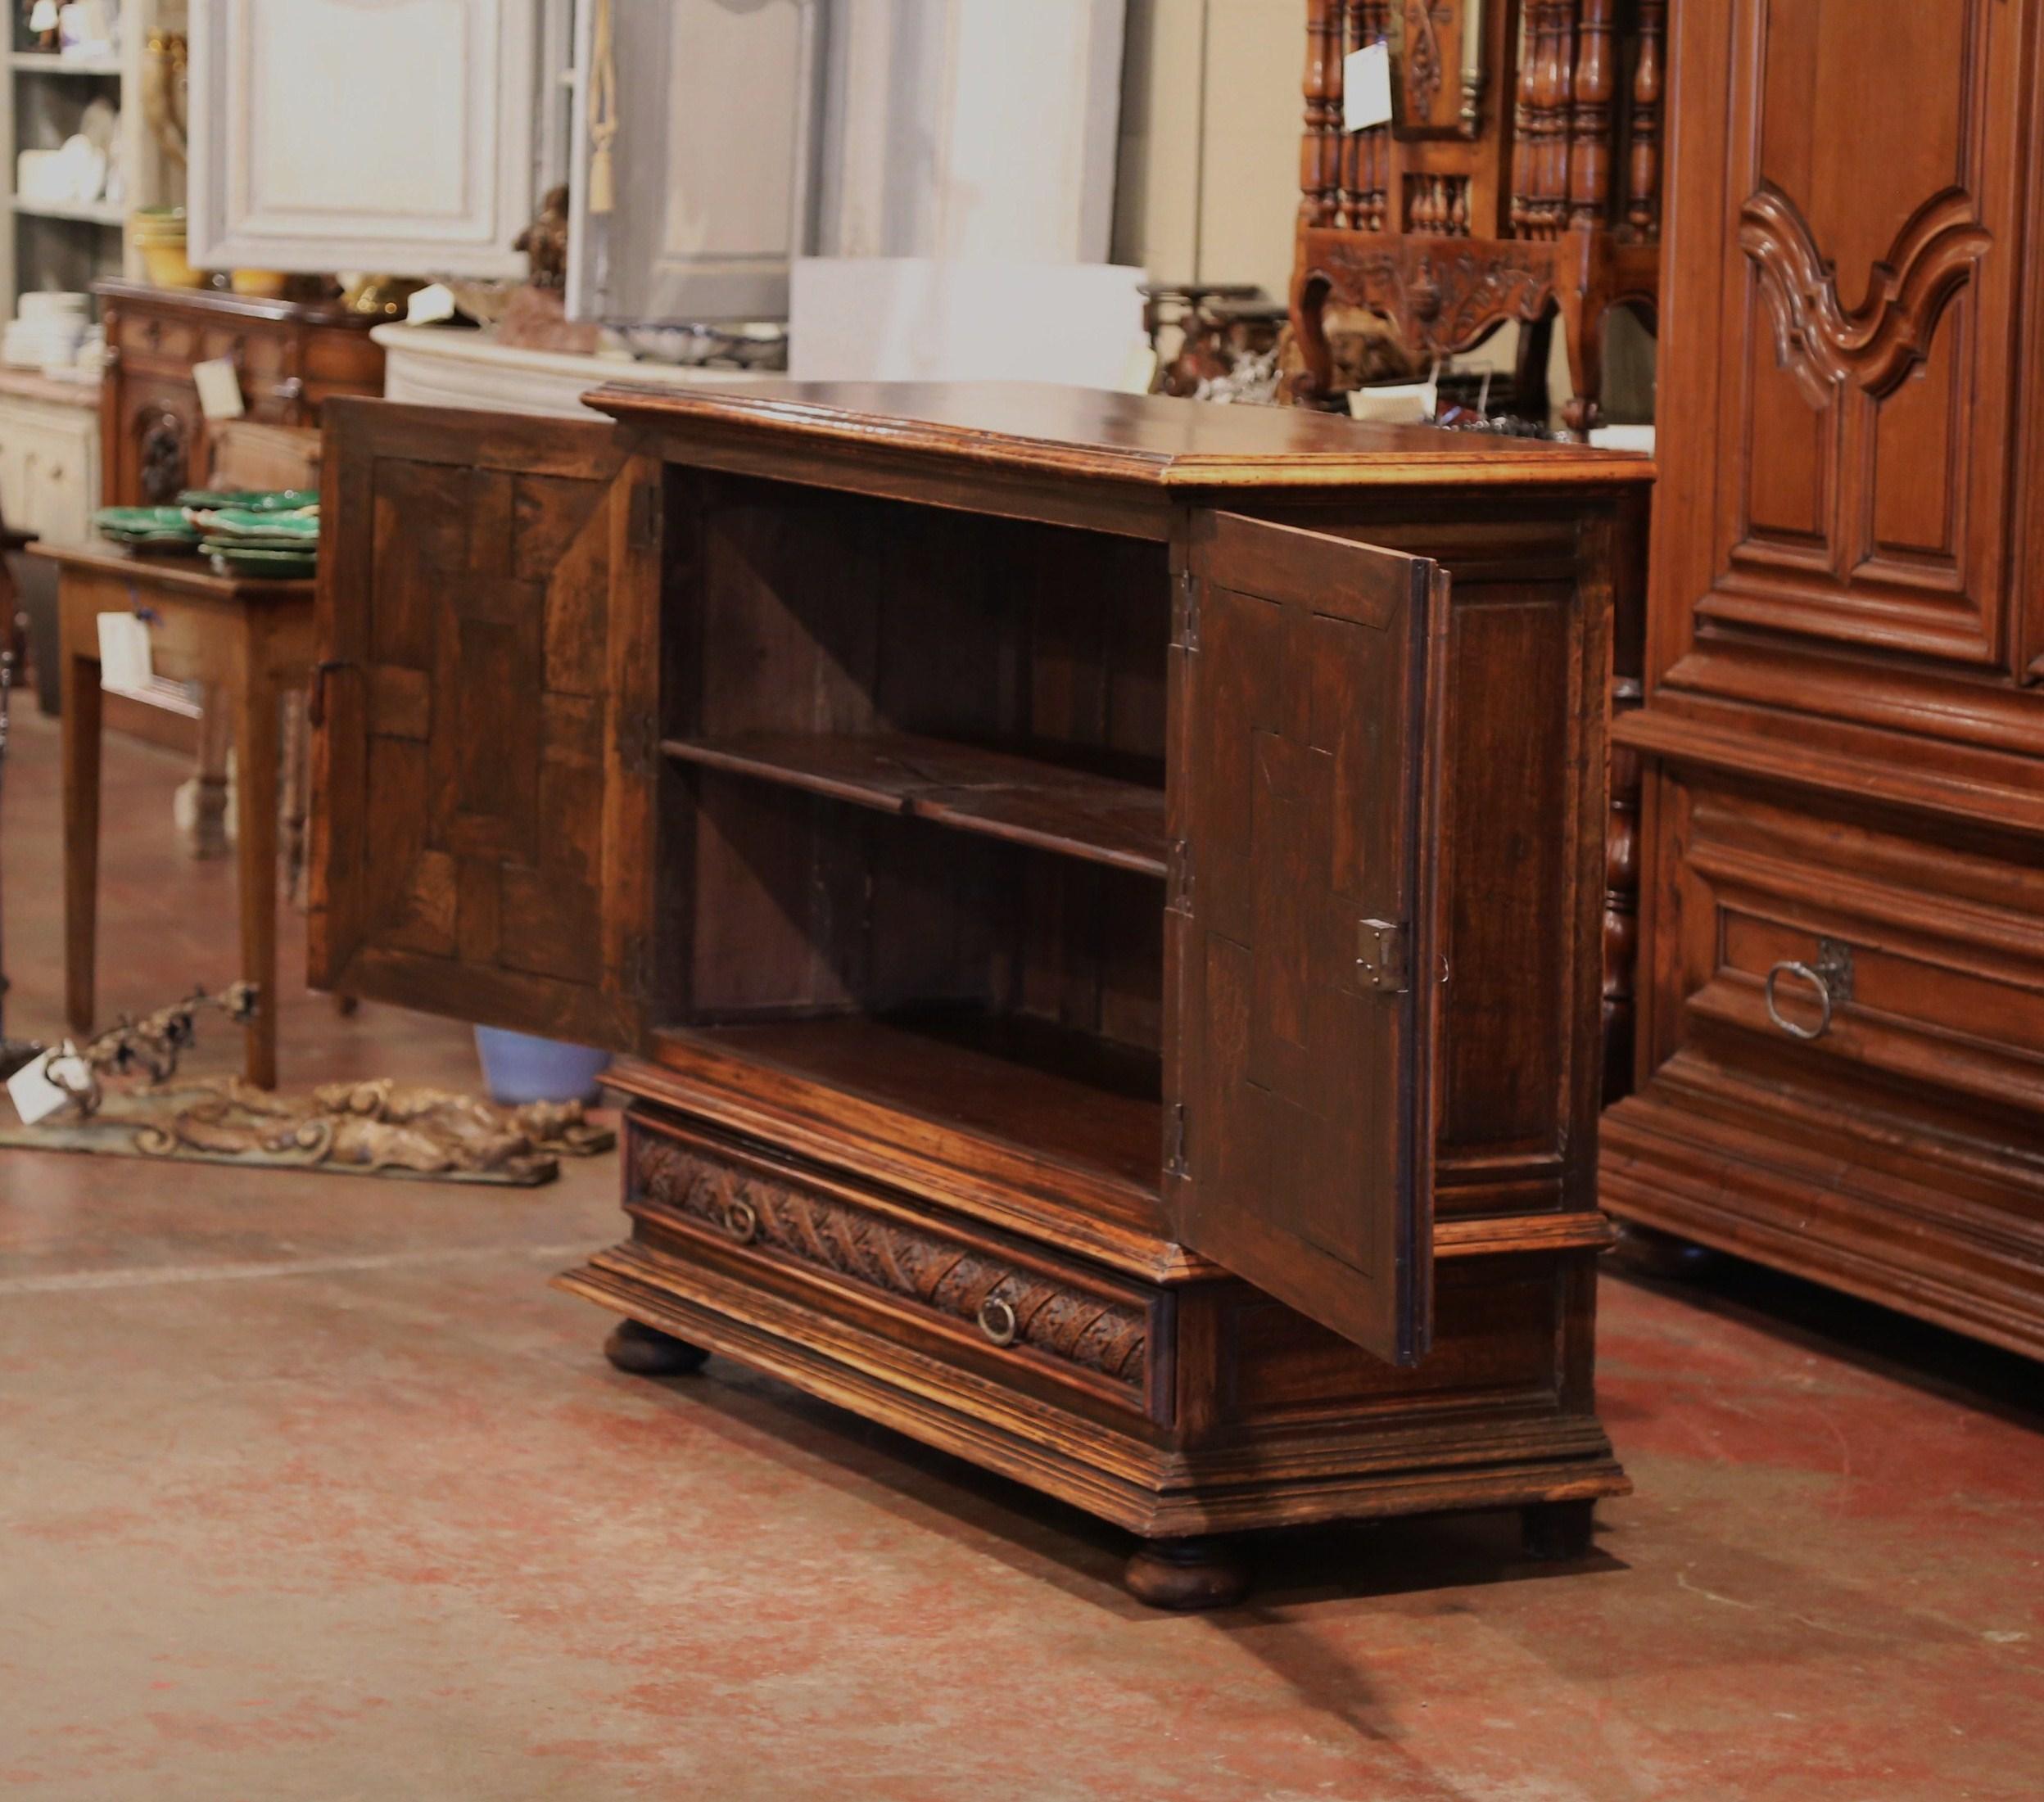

{"left": 977, "top": 1295, "right": 1020, "bottom": 1348}
{"left": 722, "top": 1198, "right": 759, "bottom": 1244}
{"left": 1765, "top": 938, "right": 1853, "bottom": 1042}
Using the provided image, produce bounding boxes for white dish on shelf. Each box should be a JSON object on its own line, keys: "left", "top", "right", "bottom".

{"left": 17, "top": 290, "right": 89, "bottom": 321}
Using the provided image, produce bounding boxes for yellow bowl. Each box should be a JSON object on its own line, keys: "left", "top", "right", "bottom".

{"left": 138, "top": 237, "right": 203, "bottom": 290}
{"left": 228, "top": 269, "right": 291, "bottom": 299}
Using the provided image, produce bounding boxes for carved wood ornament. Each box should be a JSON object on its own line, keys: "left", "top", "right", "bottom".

{"left": 1742, "top": 183, "right": 1992, "bottom": 404}
{"left": 631, "top": 1131, "right": 1151, "bottom": 1393}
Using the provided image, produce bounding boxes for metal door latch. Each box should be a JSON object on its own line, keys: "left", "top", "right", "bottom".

{"left": 1358, "top": 918, "right": 1411, "bottom": 993}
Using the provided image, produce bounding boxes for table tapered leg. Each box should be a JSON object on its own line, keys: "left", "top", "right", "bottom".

{"left": 60, "top": 637, "right": 102, "bottom": 1037}
{"left": 234, "top": 675, "right": 280, "bottom": 1087}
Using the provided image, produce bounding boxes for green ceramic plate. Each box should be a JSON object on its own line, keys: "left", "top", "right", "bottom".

{"left": 176, "top": 488, "right": 317, "bottom": 513}
{"left": 103, "top": 535, "right": 203, "bottom": 555}
{"left": 95, "top": 506, "right": 199, "bottom": 535}
{"left": 191, "top": 507, "right": 319, "bottom": 540}
{"left": 205, "top": 544, "right": 319, "bottom": 579}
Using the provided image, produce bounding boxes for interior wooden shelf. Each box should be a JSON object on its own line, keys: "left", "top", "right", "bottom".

{"left": 650, "top": 1010, "right": 1164, "bottom": 1205}
{"left": 663, "top": 730, "right": 1168, "bottom": 878}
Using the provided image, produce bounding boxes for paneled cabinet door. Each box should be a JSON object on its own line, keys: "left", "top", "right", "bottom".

{"left": 188, "top": 0, "right": 544, "bottom": 278}
{"left": 1662, "top": 0, "right": 2031, "bottom": 673}
{"left": 308, "top": 400, "right": 658, "bottom": 1051}
{"left": 1169, "top": 513, "right": 1449, "bottom": 1367}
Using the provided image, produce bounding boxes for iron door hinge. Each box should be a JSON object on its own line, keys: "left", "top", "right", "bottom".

{"left": 1172, "top": 569, "right": 1201, "bottom": 653}
{"left": 1358, "top": 918, "right": 1411, "bottom": 993}
{"left": 1165, "top": 1101, "right": 1191, "bottom": 1180}
{"left": 619, "top": 710, "right": 658, "bottom": 780}
{"left": 622, "top": 933, "right": 652, "bottom": 1004}
{"left": 1166, "top": 838, "right": 1194, "bottom": 916}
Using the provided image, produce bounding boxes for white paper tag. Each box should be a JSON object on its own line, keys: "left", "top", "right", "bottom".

{"left": 192, "top": 356, "right": 246, "bottom": 422}
{"left": 1345, "top": 43, "right": 1394, "bottom": 132}
{"left": 97, "top": 611, "right": 152, "bottom": 693}
{"left": 7, "top": 1050, "right": 88, "bottom": 1126}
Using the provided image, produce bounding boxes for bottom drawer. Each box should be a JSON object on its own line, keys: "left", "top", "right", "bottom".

{"left": 1654, "top": 775, "right": 2044, "bottom": 1134}
{"left": 620, "top": 1105, "right": 1173, "bottom": 1427}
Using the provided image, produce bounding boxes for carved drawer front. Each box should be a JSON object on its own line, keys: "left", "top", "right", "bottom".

{"left": 1657, "top": 775, "right": 2044, "bottom": 1136}
{"left": 112, "top": 312, "right": 200, "bottom": 368}
{"left": 623, "top": 1109, "right": 1172, "bottom": 1425}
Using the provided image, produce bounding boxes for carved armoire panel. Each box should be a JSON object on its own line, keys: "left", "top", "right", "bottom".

{"left": 1698, "top": 0, "right": 2023, "bottom": 671}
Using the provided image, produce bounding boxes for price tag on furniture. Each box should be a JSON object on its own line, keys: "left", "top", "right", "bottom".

{"left": 192, "top": 357, "right": 246, "bottom": 422}
{"left": 1345, "top": 43, "right": 1393, "bottom": 131}
{"left": 96, "top": 611, "right": 152, "bottom": 693}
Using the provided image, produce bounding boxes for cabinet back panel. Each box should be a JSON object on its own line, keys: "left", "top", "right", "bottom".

{"left": 683, "top": 473, "right": 1169, "bottom": 769}
{"left": 678, "top": 775, "right": 1164, "bottom": 1055}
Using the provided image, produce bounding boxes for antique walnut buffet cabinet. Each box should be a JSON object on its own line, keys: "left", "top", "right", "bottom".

{"left": 309, "top": 383, "right": 1650, "bottom": 1605}
{"left": 1602, "top": 0, "right": 2044, "bottom": 1359}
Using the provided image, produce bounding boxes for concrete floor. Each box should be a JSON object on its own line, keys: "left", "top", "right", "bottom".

{"left": 2, "top": 707, "right": 2041, "bottom": 1802}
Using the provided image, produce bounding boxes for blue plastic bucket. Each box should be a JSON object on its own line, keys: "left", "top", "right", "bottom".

{"left": 473, "top": 1026, "right": 612, "bottom": 1106}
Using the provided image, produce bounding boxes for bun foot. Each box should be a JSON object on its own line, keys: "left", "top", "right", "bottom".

{"left": 604, "top": 1318, "right": 709, "bottom": 1377}
{"left": 1125, "top": 1537, "right": 1250, "bottom": 1610}
{"left": 1522, "top": 1499, "right": 1597, "bottom": 1562}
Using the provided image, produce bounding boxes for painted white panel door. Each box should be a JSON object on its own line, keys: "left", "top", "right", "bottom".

{"left": 0, "top": 398, "right": 99, "bottom": 545}
{"left": 566, "top": 0, "right": 825, "bottom": 324}
{"left": 189, "top": 0, "right": 541, "bottom": 278}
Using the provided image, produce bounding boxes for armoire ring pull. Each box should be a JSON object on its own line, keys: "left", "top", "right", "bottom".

{"left": 1764, "top": 937, "right": 1854, "bottom": 1042}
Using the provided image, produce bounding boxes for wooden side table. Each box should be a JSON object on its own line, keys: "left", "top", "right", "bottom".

{"left": 39, "top": 543, "right": 315, "bottom": 1088}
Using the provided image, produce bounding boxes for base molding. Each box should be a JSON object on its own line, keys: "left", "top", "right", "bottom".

{"left": 1603, "top": 1082, "right": 2044, "bottom": 1362}
{"left": 556, "top": 1240, "right": 1629, "bottom": 1540}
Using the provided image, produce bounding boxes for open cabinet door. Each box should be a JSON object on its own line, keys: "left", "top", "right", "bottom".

{"left": 308, "top": 400, "right": 658, "bottom": 1053}
{"left": 1169, "top": 512, "right": 1449, "bottom": 1367}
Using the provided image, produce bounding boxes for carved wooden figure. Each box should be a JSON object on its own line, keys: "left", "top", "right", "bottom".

{"left": 310, "top": 385, "right": 1651, "bottom": 1606}
{"left": 1603, "top": 0, "right": 2044, "bottom": 1360}
{"left": 1289, "top": 0, "right": 1661, "bottom": 431}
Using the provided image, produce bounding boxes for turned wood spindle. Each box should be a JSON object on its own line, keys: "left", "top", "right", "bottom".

{"left": 1569, "top": 0, "right": 1614, "bottom": 224}
{"left": 1339, "top": 2, "right": 1366, "bottom": 229}
{"left": 1511, "top": 0, "right": 1541, "bottom": 233}
{"left": 1539, "top": 2, "right": 1578, "bottom": 235}
{"left": 1300, "top": 0, "right": 1341, "bottom": 226}
{"left": 1363, "top": 1, "right": 1392, "bottom": 231}
{"left": 1626, "top": 0, "right": 1666, "bottom": 238}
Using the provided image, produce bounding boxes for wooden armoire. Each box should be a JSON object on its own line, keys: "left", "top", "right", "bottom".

{"left": 1288, "top": 1, "right": 1665, "bottom": 427}
{"left": 1603, "top": 0, "right": 2044, "bottom": 1359}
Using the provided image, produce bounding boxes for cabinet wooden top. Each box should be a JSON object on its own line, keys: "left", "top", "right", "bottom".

{"left": 93, "top": 279, "right": 377, "bottom": 332}
{"left": 585, "top": 381, "right": 1655, "bottom": 492}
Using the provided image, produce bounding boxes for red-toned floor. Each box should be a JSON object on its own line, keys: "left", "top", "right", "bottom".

{"left": 1, "top": 707, "right": 2040, "bottom": 1800}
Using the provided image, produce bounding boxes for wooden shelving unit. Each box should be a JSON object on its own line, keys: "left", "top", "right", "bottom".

{"left": 2, "top": 4, "right": 176, "bottom": 321}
